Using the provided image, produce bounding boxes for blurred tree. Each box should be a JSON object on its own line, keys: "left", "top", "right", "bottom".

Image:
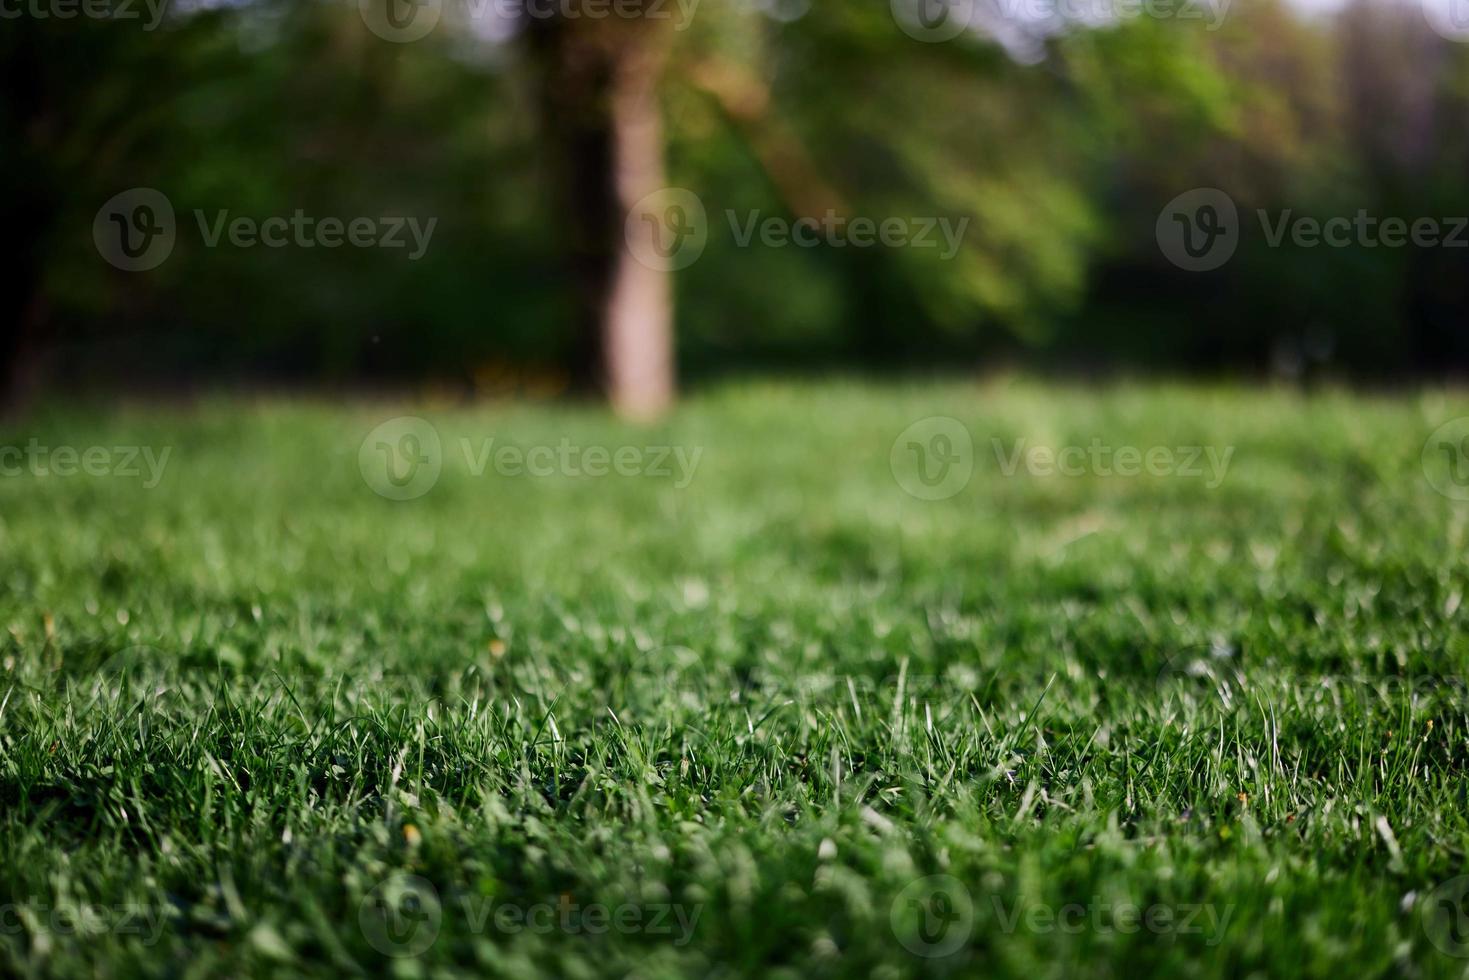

{"left": 0, "top": 16, "right": 203, "bottom": 408}
{"left": 523, "top": 12, "right": 676, "bottom": 419}
{"left": 0, "top": 7, "right": 259, "bottom": 407}
{"left": 8, "top": 0, "right": 1469, "bottom": 403}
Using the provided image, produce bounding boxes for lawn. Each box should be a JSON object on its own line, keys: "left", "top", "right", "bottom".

{"left": 2, "top": 379, "right": 1468, "bottom": 978}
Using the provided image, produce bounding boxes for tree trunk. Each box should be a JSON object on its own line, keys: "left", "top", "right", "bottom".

{"left": 604, "top": 40, "right": 673, "bottom": 420}
{"left": 527, "top": 19, "right": 673, "bottom": 420}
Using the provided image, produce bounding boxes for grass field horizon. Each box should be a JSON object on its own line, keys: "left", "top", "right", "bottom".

{"left": 4, "top": 378, "right": 1469, "bottom": 978}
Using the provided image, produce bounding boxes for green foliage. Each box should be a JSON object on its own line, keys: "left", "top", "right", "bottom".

{"left": 8, "top": 0, "right": 1469, "bottom": 382}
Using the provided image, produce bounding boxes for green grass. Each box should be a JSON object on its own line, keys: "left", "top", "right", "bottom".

{"left": 3, "top": 379, "right": 1469, "bottom": 979}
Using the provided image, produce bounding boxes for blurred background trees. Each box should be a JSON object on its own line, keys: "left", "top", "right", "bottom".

{"left": 4, "top": 0, "right": 1468, "bottom": 409}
